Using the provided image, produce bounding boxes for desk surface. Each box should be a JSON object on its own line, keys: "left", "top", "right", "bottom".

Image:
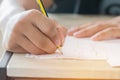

{"left": 7, "top": 14, "right": 120, "bottom": 79}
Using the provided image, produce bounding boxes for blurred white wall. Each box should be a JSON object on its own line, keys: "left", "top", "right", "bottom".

{"left": 0, "top": 0, "right": 2, "bottom": 4}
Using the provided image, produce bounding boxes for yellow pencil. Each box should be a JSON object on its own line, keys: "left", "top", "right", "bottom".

{"left": 36, "top": 0, "right": 63, "bottom": 55}
{"left": 36, "top": 0, "right": 48, "bottom": 17}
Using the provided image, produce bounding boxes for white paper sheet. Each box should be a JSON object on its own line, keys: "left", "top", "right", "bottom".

{"left": 26, "top": 36, "right": 120, "bottom": 67}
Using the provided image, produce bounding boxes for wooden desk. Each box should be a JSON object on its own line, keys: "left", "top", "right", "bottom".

{"left": 7, "top": 14, "right": 120, "bottom": 80}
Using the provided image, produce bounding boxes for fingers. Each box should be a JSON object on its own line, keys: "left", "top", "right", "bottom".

{"left": 69, "top": 21, "right": 116, "bottom": 38}
{"left": 68, "top": 23, "right": 94, "bottom": 36}
{"left": 4, "top": 9, "right": 66, "bottom": 54}
{"left": 57, "top": 25, "right": 68, "bottom": 46}
{"left": 73, "top": 23, "right": 103, "bottom": 38}
{"left": 91, "top": 27, "right": 120, "bottom": 41}
{"left": 13, "top": 47, "right": 27, "bottom": 53}
{"left": 68, "top": 19, "right": 120, "bottom": 41}
{"left": 10, "top": 45, "right": 27, "bottom": 53}
{"left": 22, "top": 23, "right": 56, "bottom": 54}
{"left": 6, "top": 43, "right": 27, "bottom": 53}
{"left": 17, "top": 35, "right": 46, "bottom": 55}
{"left": 3, "top": 29, "right": 27, "bottom": 53}
{"left": 28, "top": 10, "right": 61, "bottom": 46}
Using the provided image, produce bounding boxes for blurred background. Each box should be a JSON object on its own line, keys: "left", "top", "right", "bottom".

{"left": 0, "top": 0, "right": 2, "bottom": 4}
{"left": 0, "top": 0, "right": 120, "bottom": 16}
{"left": 47, "top": 0, "right": 120, "bottom": 16}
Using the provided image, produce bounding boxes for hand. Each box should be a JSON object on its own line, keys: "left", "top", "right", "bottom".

{"left": 68, "top": 16, "right": 120, "bottom": 41}
{"left": 3, "top": 9, "right": 67, "bottom": 54}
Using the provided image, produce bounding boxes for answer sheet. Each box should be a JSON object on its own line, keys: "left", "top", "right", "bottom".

{"left": 26, "top": 36, "right": 120, "bottom": 67}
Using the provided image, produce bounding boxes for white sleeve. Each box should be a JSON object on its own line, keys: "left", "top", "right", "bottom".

{"left": 0, "top": 1, "right": 25, "bottom": 34}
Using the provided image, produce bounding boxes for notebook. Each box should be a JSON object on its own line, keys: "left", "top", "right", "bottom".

{"left": 26, "top": 36, "right": 120, "bottom": 67}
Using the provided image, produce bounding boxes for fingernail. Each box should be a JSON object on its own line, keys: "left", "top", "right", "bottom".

{"left": 91, "top": 36, "right": 100, "bottom": 41}
{"left": 73, "top": 32, "right": 83, "bottom": 37}
{"left": 91, "top": 37, "right": 97, "bottom": 41}
{"left": 73, "top": 33, "right": 78, "bottom": 37}
{"left": 73, "top": 32, "right": 78, "bottom": 36}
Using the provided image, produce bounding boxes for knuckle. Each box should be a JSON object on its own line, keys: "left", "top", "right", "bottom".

{"left": 27, "top": 9, "right": 41, "bottom": 16}
{"left": 16, "top": 21, "right": 23, "bottom": 27}
{"left": 13, "top": 20, "right": 28, "bottom": 33}
{"left": 13, "top": 20, "right": 25, "bottom": 32}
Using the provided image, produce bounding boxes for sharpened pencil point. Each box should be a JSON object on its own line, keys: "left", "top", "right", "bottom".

{"left": 57, "top": 46, "right": 63, "bottom": 55}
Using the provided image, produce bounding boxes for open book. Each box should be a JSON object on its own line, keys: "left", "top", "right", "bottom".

{"left": 26, "top": 36, "right": 120, "bottom": 67}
